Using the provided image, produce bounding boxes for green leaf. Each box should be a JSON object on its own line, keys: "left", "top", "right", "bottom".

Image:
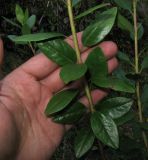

{"left": 91, "top": 111, "right": 119, "bottom": 149}
{"left": 72, "top": 0, "right": 82, "bottom": 7}
{"left": 45, "top": 89, "right": 78, "bottom": 115}
{"left": 60, "top": 64, "right": 87, "bottom": 84}
{"left": 141, "top": 55, "right": 148, "bottom": 71}
{"left": 75, "top": 3, "right": 110, "bottom": 20}
{"left": 92, "top": 76, "right": 135, "bottom": 93}
{"left": 82, "top": 7, "right": 117, "bottom": 46}
{"left": 26, "top": 15, "right": 36, "bottom": 29}
{"left": 141, "top": 84, "right": 148, "bottom": 117}
{"left": 15, "top": 4, "right": 24, "bottom": 25}
{"left": 85, "top": 47, "right": 108, "bottom": 77}
{"left": 117, "top": 14, "right": 133, "bottom": 33}
{"left": 10, "top": 32, "right": 64, "bottom": 42}
{"left": 113, "top": 67, "right": 135, "bottom": 88}
{"left": 24, "top": 8, "right": 29, "bottom": 23}
{"left": 53, "top": 102, "right": 86, "bottom": 124}
{"left": 38, "top": 39, "right": 76, "bottom": 66}
{"left": 117, "top": 51, "right": 131, "bottom": 64}
{"left": 8, "top": 35, "right": 17, "bottom": 41}
{"left": 8, "top": 35, "right": 28, "bottom": 45}
{"left": 21, "top": 24, "right": 31, "bottom": 35}
{"left": 114, "top": 110, "right": 135, "bottom": 126}
{"left": 141, "top": 84, "right": 148, "bottom": 104}
{"left": 113, "top": 0, "right": 132, "bottom": 11}
{"left": 130, "top": 23, "right": 144, "bottom": 40}
{"left": 2, "top": 16, "right": 21, "bottom": 28}
{"left": 97, "top": 97, "right": 133, "bottom": 119}
{"left": 74, "top": 128, "right": 95, "bottom": 158}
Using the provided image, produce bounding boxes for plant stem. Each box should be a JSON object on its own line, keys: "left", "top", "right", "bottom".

{"left": 28, "top": 42, "right": 36, "bottom": 55}
{"left": 67, "top": 0, "right": 95, "bottom": 113}
{"left": 133, "top": 0, "right": 138, "bottom": 74}
{"left": 133, "top": 0, "right": 148, "bottom": 151}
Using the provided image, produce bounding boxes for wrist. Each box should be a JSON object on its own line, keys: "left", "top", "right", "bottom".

{"left": 0, "top": 101, "right": 19, "bottom": 159}
{"left": 0, "top": 81, "right": 22, "bottom": 159}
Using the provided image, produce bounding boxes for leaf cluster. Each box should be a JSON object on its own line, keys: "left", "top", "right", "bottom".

{"left": 37, "top": 6, "right": 135, "bottom": 158}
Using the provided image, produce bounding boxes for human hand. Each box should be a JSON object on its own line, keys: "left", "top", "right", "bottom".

{"left": 0, "top": 33, "right": 118, "bottom": 160}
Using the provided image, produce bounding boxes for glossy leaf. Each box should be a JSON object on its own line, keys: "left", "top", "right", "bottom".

{"left": 38, "top": 39, "right": 76, "bottom": 66}
{"left": 92, "top": 76, "right": 135, "bottom": 93}
{"left": 26, "top": 15, "right": 36, "bottom": 29}
{"left": 97, "top": 97, "right": 133, "bottom": 119}
{"left": 75, "top": 3, "right": 110, "bottom": 20}
{"left": 91, "top": 111, "right": 119, "bottom": 149}
{"left": 60, "top": 64, "right": 87, "bottom": 84}
{"left": 85, "top": 47, "right": 108, "bottom": 77}
{"left": 141, "top": 55, "right": 148, "bottom": 71}
{"left": 53, "top": 102, "right": 86, "bottom": 124}
{"left": 115, "top": 110, "right": 135, "bottom": 126}
{"left": 113, "top": 67, "right": 133, "bottom": 83}
{"left": 45, "top": 89, "right": 78, "bottom": 115}
{"left": 82, "top": 7, "right": 117, "bottom": 46}
{"left": 117, "top": 14, "right": 133, "bottom": 33}
{"left": 2, "top": 16, "right": 21, "bottom": 28}
{"left": 11, "top": 32, "right": 64, "bottom": 42}
{"left": 113, "top": 0, "right": 132, "bottom": 11}
{"left": 137, "top": 23, "right": 144, "bottom": 39}
{"left": 72, "top": 0, "right": 82, "bottom": 7}
{"left": 15, "top": 4, "right": 24, "bottom": 25}
{"left": 117, "top": 51, "right": 131, "bottom": 64}
{"left": 74, "top": 128, "right": 95, "bottom": 158}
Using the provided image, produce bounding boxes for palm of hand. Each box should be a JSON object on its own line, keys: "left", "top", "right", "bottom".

{"left": 1, "top": 58, "right": 66, "bottom": 159}
{"left": 0, "top": 35, "right": 118, "bottom": 159}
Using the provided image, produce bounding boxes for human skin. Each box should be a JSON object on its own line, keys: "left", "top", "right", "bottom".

{"left": 0, "top": 32, "right": 118, "bottom": 160}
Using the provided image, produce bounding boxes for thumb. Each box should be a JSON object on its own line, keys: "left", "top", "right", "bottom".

{"left": 0, "top": 39, "right": 4, "bottom": 66}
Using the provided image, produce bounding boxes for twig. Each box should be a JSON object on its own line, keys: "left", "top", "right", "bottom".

{"left": 28, "top": 42, "right": 36, "bottom": 55}
{"left": 67, "top": 0, "right": 95, "bottom": 113}
{"left": 133, "top": 0, "right": 148, "bottom": 151}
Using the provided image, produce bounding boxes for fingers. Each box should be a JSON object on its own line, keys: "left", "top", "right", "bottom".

{"left": 97, "top": 41, "right": 117, "bottom": 60}
{"left": 67, "top": 34, "right": 118, "bottom": 61}
{"left": 41, "top": 42, "right": 118, "bottom": 92}
{"left": 18, "top": 31, "right": 117, "bottom": 80}
{"left": 0, "top": 39, "right": 4, "bottom": 66}
{"left": 19, "top": 53, "right": 58, "bottom": 80}
{"left": 65, "top": 32, "right": 86, "bottom": 52}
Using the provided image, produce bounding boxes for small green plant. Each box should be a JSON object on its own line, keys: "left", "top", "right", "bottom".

{"left": 111, "top": 0, "right": 148, "bottom": 159}
{"left": 3, "top": 4, "right": 63, "bottom": 55}
{"left": 38, "top": 0, "right": 134, "bottom": 158}
{"left": 4, "top": 0, "right": 148, "bottom": 159}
